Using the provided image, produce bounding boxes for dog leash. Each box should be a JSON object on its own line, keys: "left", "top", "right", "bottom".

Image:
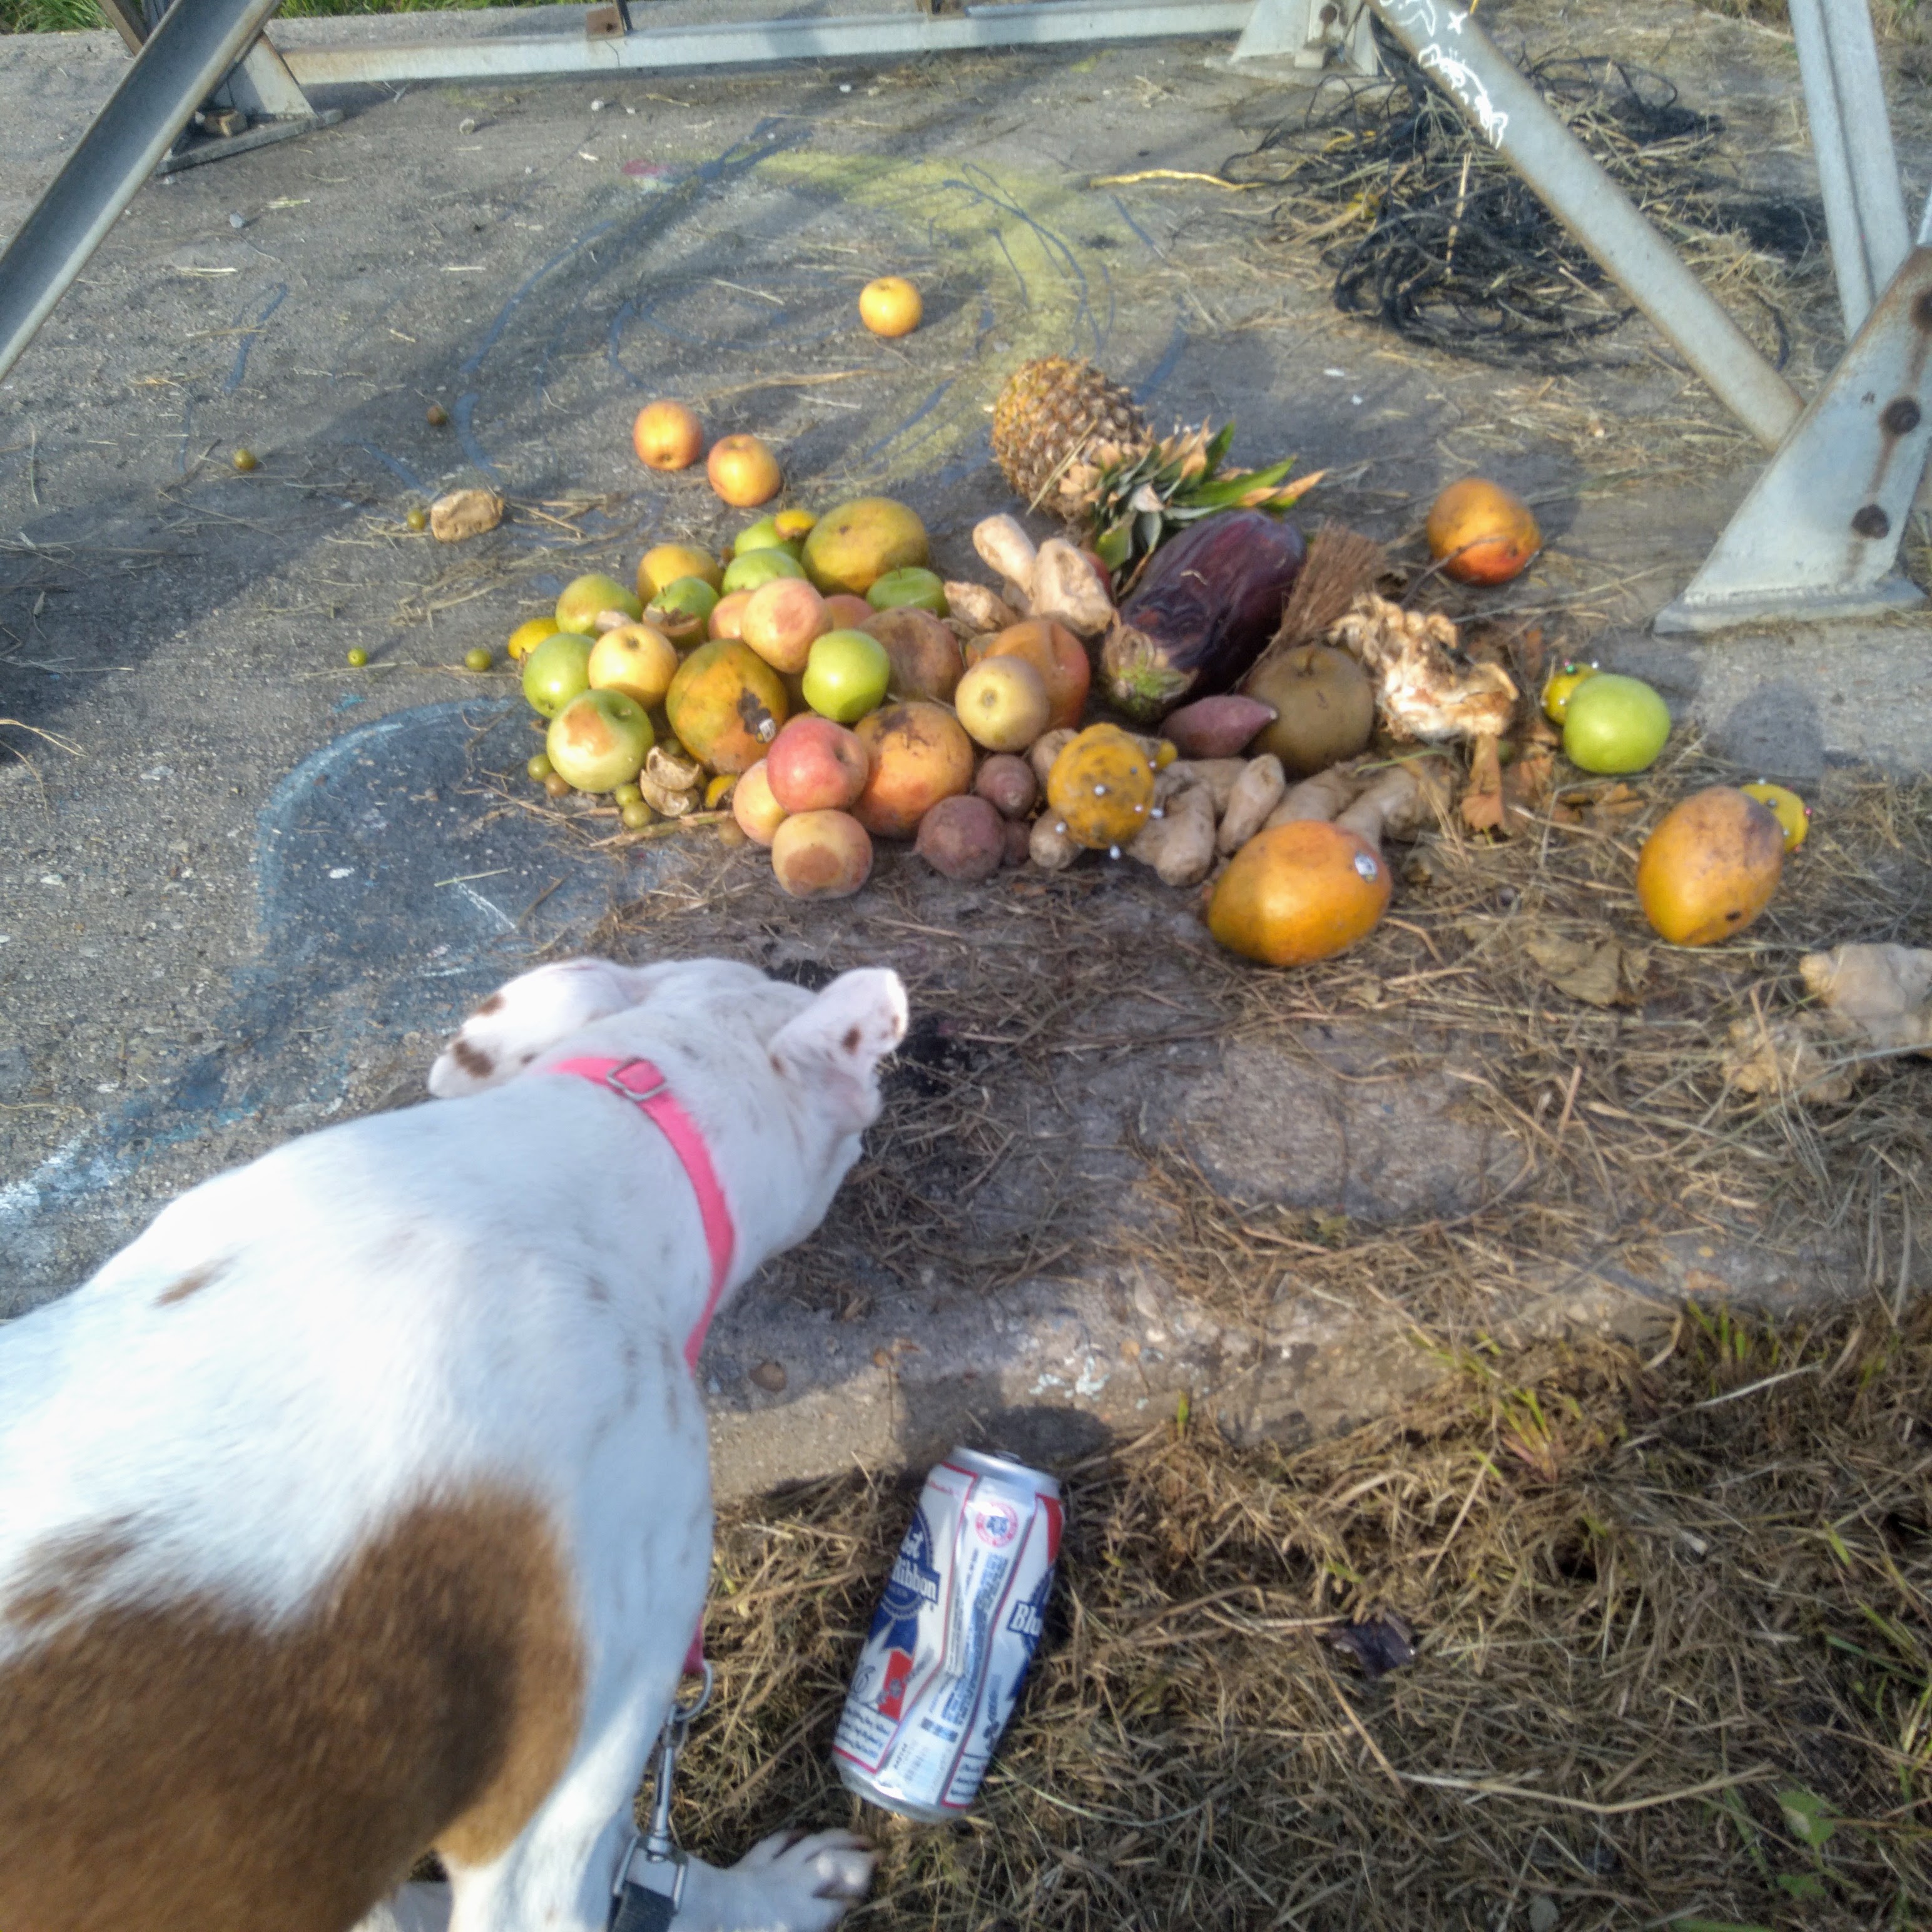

{"left": 549, "top": 1055, "right": 732, "bottom": 1930}
{"left": 609, "top": 1662, "right": 713, "bottom": 1932}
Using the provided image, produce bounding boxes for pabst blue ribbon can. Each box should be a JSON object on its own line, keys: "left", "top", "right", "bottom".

{"left": 833, "top": 1446, "right": 1063, "bottom": 1821}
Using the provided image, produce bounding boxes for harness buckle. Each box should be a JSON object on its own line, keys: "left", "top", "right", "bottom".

{"left": 604, "top": 1059, "right": 669, "bottom": 1105}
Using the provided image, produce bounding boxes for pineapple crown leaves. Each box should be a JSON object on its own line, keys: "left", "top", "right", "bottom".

{"left": 1087, "top": 416, "right": 1322, "bottom": 579}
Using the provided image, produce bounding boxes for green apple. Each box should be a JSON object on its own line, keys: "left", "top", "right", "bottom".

{"left": 546, "top": 688, "right": 654, "bottom": 791}
{"left": 721, "top": 547, "right": 809, "bottom": 596}
{"left": 866, "top": 566, "right": 948, "bottom": 618}
{"left": 646, "top": 575, "right": 720, "bottom": 647}
{"left": 1563, "top": 673, "right": 1671, "bottom": 774}
{"left": 802, "top": 628, "right": 891, "bottom": 724}
{"left": 731, "top": 515, "right": 801, "bottom": 559}
{"left": 555, "top": 572, "right": 641, "bottom": 633}
{"left": 521, "top": 631, "right": 596, "bottom": 718}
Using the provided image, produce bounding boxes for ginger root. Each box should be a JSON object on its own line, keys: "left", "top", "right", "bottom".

{"left": 1216, "top": 755, "right": 1288, "bottom": 855}
{"left": 1335, "top": 755, "right": 1456, "bottom": 848}
{"left": 1800, "top": 944, "right": 1932, "bottom": 1055}
{"left": 1029, "top": 727, "right": 1078, "bottom": 792}
{"left": 1029, "top": 813, "right": 1082, "bottom": 871}
{"left": 1029, "top": 539, "right": 1114, "bottom": 638}
{"left": 1266, "top": 763, "right": 1361, "bottom": 830}
{"left": 1127, "top": 783, "right": 1216, "bottom": 885}
{"left": 1164, "top": 757, "right": 1248, "bottom": 815}
{"left": 973, "top": 516, "right": 1038, "bottom": 608}
{"left": 946, "top": 582, "right": 1020, "bottom": 634}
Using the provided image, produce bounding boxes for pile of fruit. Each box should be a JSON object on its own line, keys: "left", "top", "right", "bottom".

{"left": 497, "top": 349, "right": 1807, "bottom": 970}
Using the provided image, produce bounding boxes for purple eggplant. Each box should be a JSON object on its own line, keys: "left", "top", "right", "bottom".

{"left": 1099, "top": 511, "right": 1306, "bottom": 723}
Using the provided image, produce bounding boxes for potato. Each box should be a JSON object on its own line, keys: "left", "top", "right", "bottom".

{"left": 974, "top": 753, "right": 1039, "bottom": 820}
{"left": 914, "top": 794, "right": 1007, "bottom": 882}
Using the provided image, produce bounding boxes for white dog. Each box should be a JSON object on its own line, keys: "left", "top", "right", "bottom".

{"left": 0, "top": 955, "right": 907, "bottom": 1932}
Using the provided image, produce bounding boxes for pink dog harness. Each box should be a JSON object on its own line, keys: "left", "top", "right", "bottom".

{"left": 549, "top": 1056, "right": 736, "bottom": 1370}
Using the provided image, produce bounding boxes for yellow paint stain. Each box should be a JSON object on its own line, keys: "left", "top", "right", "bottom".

{"left": 748, "top": 153, "right": 1129, "bottom": 485}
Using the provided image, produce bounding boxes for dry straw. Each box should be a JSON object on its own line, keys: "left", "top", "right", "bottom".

{"left": 666, "top": 1293, "right": 1932, "bottom": 1928}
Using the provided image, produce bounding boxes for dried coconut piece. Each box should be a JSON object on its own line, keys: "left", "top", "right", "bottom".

{"left": 429, "top": 487, "right": 504, "bottom": 542}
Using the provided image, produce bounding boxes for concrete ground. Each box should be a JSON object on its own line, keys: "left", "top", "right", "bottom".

{"left": 3, "top": 0, "right": 1929, "bottom": 1495}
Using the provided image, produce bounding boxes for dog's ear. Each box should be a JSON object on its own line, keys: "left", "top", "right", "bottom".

{"left": 429, "top": 957, "right": 661, "bottom": 1097}
{"left": 768, "top": 969, "right": 909, "bottom": 1134}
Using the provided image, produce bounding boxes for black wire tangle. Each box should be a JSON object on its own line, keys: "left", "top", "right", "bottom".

{"left": 1223, "top": 29, "right": 1823, "bottom": 372}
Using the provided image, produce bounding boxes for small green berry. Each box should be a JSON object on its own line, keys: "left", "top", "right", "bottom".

{"left": 621, "top": 801, "right": 653, "bottom": 831}
{"left": 613, "top": 781, "right": 643, "bottom": 807}
{"left": 231, "top": 448, "right": 258, "bottom": 472}
{"left": 406, "top": 507, "right": 429, "bottom": 533}
{"left": 544, "top": 772, "right": 572, "bottom": 800}
{"left": 527, "top": 753, "right": 554, "bottom": 782}
{"left": 346, "top": 646, "right": 369, "bottom": 668}
{"left": 464, "top": 646, "right": 494, "bottom": 673}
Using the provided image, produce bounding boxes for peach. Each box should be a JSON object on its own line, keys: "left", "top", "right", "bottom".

{"left": 733, "top": 760, "right": 788, "bottom": 847}
{"left": 707, "top": 433, "right": 781, "bottom": 509}
{"left": 741, "top": 577, "right": 831, "bottom": 676}
{"left": 771, "top": 809, "right": 872, "bottom": 899}
{"left": 969, "top": 618, "right": 1091, "bottom": 731}
{"left": 633, "top": 400, "right": 704, "bottom": 471}
{"left": 864, "top": 605, "right": 962, "bottom": 704}
{"left": 852, "top": 701, "right": 975, "bottom": 840}
{"left": 708, "top": 589, "right": 753, "bottom": 641}
{"left": 824, "top": 594, "right": 876, "bottom": 629}
{"left": 766, "top": 714, "right": 868, "bottom": 813}
{"left": 954, "top": 656, "right": 1051, "bottom": 752}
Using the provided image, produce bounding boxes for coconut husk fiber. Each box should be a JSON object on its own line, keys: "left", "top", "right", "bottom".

{"left": 658, "top": 1291, "right": 1932, "bottom": 1929}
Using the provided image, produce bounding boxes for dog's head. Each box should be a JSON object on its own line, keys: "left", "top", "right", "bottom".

{"left": 430, "top": 955, "right": 908, "bottom": 1244}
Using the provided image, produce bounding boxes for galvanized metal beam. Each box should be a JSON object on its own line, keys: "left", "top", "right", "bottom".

{"left": 1789, "top": 0, "right": 1911, "bottom": 337}
{"left": 0, "top": 0, "right": 290, "bottom": 387}
{"left": 1655, "top": 195, "right": 1932, "bottom": 633}
{"left": 1363, "top": 0, "right": 1803, "bottom": 451}
{"left": 1230, "top": 0, "right": 1377, "bottom": 69}
{"left": 278, "top": 0, "right": 1254, "bottom": 87}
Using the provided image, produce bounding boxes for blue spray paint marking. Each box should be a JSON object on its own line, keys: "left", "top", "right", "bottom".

{"left": 0, "top": 702, "right": 630, "bottom": 1299}
{"left": 857, "top": 379, "right": 956, "bottom": 467}
{"left": 452, "top": 391, "right": 501, "bottom": 482}
{"left": 459, "top": 222, "right": 623, "bottom": 381}
{"left": 355, "top": 442, "right": 429, "bottom": 491}
{"left": 1108, "top": 195, "right": 1164, "bottom": 262}
{"left": 223, "top": 284, "right": 288, "bottom": 395}
{"left": 938, "top": 166, "right": 1109, "bottom": 358}
{"left": 1134, "top": 320, "right": 1190, "bottom": 407}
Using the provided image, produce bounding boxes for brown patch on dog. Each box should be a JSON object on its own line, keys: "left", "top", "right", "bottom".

{"left": 450, "top": 1039, "right": 496, "bottom": 1082}
{"left": 155, "top": 1262, "right": 225, "bottom": 1309}
{"left": 0, "top": 1490, "right": 584, "bottom": 1932}
{"left": 842, "top": 1026, "right": 861, "bottom": 1054}
{"left": 475, "top": 993, "right": 505, "bottom": 1016}
{"left": 4, "top": 1523, "right": 140, "bottom": 1629}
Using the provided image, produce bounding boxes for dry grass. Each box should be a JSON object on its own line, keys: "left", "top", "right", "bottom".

{"left": 580, "top": 736, "right": 1932, "bottom": 1338}
{"left": 664, "top": 1291, "right": 1932, "bottom": 1929}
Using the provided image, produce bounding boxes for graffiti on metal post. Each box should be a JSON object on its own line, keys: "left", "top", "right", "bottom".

{"left": 1381, "top": 1, "right": 1509, "bottom": 149}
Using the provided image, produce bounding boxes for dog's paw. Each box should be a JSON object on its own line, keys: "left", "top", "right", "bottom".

{"left": 689, "top": 1828, "right": 874, "bottom": 1929}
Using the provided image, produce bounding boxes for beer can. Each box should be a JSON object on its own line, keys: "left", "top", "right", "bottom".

{"left": 833, "top": 1446, "right": 1063, "bottom": 1822}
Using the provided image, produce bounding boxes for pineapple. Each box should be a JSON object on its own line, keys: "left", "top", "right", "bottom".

{"left": 990, "top": 356, "right": 1318, "bottom": 584}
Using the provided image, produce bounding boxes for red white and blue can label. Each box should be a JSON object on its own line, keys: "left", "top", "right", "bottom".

{"left": 833, "top": 1447, "right": 1063, "bottom": 1819}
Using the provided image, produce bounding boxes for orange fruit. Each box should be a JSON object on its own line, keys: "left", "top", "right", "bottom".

{"left": 858, "top": 276, "right": 923, "bottom": 338}
{"left": 706, "top": 434, "right": 782, "bottom": 508}
{"left": 1635, "top": 787, "right": 1784, "bottom": 945}
{"left": 632, "top": 400, "right": 704, "bottom": 471}
{"left": 1208, "top": 821, "right": 1391, "bottom": 966}
{"left": 1426, "top": 477, "right": 1541, "bottom": 586}
{"left": 506, "top": 614, "right": 560, "bottom": 663}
